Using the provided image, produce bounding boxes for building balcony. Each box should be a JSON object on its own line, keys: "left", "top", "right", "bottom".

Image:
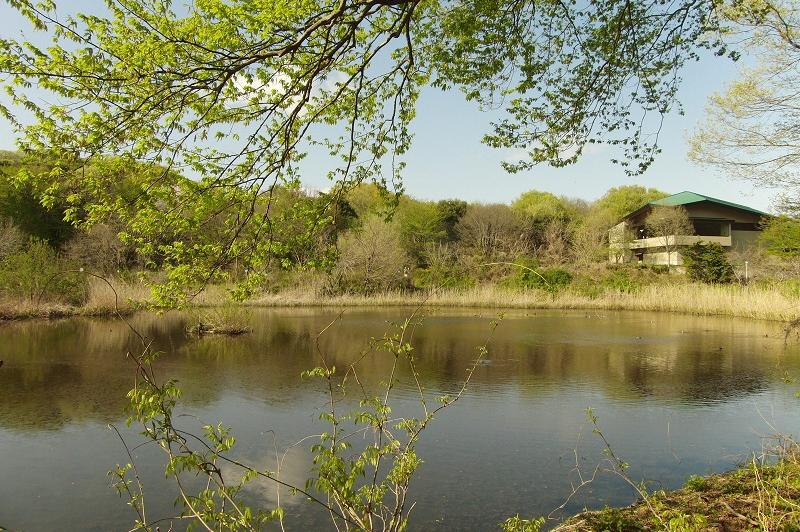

{"left": 629, "top": 235, "right": 731, "bottom": 250}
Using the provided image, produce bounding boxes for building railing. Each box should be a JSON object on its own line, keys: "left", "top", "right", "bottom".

{"left": 628, "top": 235, "right": 731, "bottom": 249}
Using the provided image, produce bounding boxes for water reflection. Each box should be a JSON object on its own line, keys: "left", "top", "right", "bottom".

{"left": 1, "top": 309, "right": 799, "bottom": 530}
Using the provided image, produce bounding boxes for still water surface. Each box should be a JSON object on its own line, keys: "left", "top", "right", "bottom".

{"left": 1, "top": 308, "right": 799, "bottom": 530}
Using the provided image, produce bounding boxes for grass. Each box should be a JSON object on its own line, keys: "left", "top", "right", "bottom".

{"left": 556, "top": 440, "right": 800, "bottom": 531}
{"left": 250, "top": 283, "right": 800, "bottom": 322}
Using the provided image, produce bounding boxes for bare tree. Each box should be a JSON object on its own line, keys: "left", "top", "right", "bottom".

{"left": 644, "top": 206, "right": 694, "bottom": 268}
{"left": 0, "top": 217, "right": 23, "bottom": 260}
{"left": 333, "top": 217, "right": 411, "bottom": 294}
{"left": 539, "top": 219, "right": 572, "bottom": 264}
{"left": 455, "top": 204, "right": 533, "bottom": 260}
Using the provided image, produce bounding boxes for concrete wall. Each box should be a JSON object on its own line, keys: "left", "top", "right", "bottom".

{"left": 641, "top": 250, "right": 681, "bottom": 266}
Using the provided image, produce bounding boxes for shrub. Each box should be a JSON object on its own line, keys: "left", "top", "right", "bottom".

{"left": 331, "top": 216, "right": 411, "bottom": 294}
{"left": 509, "top": 261, "right": 572, "bottom": 292}
{"left": 413, "top": 243, "right": 474, "bottom": 289}
{"left": 600, "top": 268, "right": 641, "bottom": 293}
{"left": 0, "top": 238, "right": 88, "bottom": 304}
{"left": 682, "top": 242, "right": 734, "bottom": 284}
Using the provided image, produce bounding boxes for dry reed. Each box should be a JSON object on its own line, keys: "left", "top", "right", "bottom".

{"left": 248, "top": 283, "right": 799, "bottom": 322}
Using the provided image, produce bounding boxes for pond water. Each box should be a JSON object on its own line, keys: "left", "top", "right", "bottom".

{"left": 1, "top": 308, "right": 799, "bottom": 531}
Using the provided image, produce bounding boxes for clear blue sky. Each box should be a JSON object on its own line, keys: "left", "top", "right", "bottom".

{"left": 0, "top": 3, "right": 775, "bottom": 212}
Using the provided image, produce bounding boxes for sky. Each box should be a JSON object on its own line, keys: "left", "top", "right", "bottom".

{"left": 0, "top": 3, "right": 777, "bottom": 212}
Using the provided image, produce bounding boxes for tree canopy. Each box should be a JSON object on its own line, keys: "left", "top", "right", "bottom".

{"left": 511, "top": 190, "right": 576, "bottom": 224}
{"left": 595, "top": 185, "right": 669, "bottom": 220}
{"left": 0, "top": 0, "right": 733, "bottom": 302}
{"left": 689, "top": 0, "right": 800, "bottom": 205}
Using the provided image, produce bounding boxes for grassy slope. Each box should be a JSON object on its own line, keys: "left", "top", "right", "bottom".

{"left": 558, "top": 456, "right": 800, "bottom": 531}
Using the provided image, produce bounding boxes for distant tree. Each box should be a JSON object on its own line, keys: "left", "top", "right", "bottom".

{"left": 682, "top": 242, "right": 734, "bottom": 283}
{"left": 512, "top": 190, "right": 575, "bottom": 224}
{"left": 573, "top": 208, "right": 620, "bottom": 263}
{"left": 539, "top": 219, "right": 572, "bottom": 264}
{"left": 63, "top": 223, "right": 131, "bottom": 274}
{"left": 397, "top": 199, "right": 447, "bottom": 266}
{"left": 595, "top": 185, "right": 669, "bottom": 219}
{"left": 644, "top": 205, "right": 694, "bottom": 268}
{"left": 689, "top": 1, "right": 800, "bottom": 203}
{"left": 345, "top": 184, "right": 397, "bottom": 219}
{"left": 0, "top": 217, "right": 24, "bottom": 260}
{"left": 0, "top": 168, "right": 74, "bottom": 247}
{"left": 333, "top": 217, "right": 410, "bottom": 294}
{"left": 759, "top": 216, "right": 800, "bottom": 259}
{"left": 0, "top": 238, "right": 87, "bottom": 304}
{"left": 455, "top": 204, "right": 532, "bottom": 260}
{"left": 436, "top": 200, "right": 468, "bottom": 242}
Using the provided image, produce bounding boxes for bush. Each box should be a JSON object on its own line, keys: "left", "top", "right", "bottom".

{"left": 509, "top": 261, "right": 572, "bottom": 292}
{"left": 331, "top": 217, "right": 411, "bottom": 294}
{"left": 413, "top": 243, "right": 474, "bottom": 289}
{"left": 600, "top": 268, "right": 641, "bottom": 293}
{"left": 682, "top": 242, "right": 734, "bottom": 284}
{"left": 0, "top": 238, "right": 88, "bottom": 304}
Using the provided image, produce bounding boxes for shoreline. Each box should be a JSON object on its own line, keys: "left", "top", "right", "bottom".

{"left": 1, "top": 282, "right": 798, "bottom": 323}
{"left": 555, "top": 454, "right": 800, "bottom": 531}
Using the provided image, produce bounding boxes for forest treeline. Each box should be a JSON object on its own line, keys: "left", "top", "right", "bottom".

{"left": 1, "top": 150, "right": 799, "bottom": 309}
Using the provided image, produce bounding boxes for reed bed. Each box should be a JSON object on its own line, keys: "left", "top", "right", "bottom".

{"left": 250, "top": 283, "right": 799, "bottom": 322}
{"left": 0, "top": 277, "right": 150, "bottom": 321}
{"left": 2, "top": 279, "right": 797, "bottom": 323}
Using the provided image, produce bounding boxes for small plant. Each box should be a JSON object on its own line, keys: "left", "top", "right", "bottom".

{"left": 500, "top": 515, "right": 545, "bottom": 531}
{"left": 113, "top": 309, "right": 504, "bottom": 531}
{"left": 684, "top": 474, "right": 708, "bottom": 492}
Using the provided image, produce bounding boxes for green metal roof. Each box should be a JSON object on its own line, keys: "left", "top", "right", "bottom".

{"left": 648, "top": 191, "right": 766, "bottom": 215}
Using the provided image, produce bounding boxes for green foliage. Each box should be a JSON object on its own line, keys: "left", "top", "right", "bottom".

{"left": 602, "top": 269, "right": 642, "bottom": 293}
{"left": 508, "top": 260, "right": 572, "bottom": 292}
{"left": 436, "top": 199, "right": 468, "bottom": 242}
{"left": 414, "top": 242, "right": 475, "bottom": 289}
{"left": 685, "top": 474, "right": 709, "bottom": 492}
{"left": 595, "top": 185, "right": 669, "bottom": 219}
{"left": 0, "top": 238, "right": 87, "bottom": 304}
{"left": 500, "top": 515, "right": 545, "bottom": 532}
{"left": 0, "top": 157, "right": 74, "bottom": 247}
{"left": 512, "top": 190, "right": 575, "bottom": 224}
{"left": 666, "top": 513, "right": 708, "bottom": 531}
{"left": 397, "top": 198, "right": 448, "bottom": 266}
{"left": 593, "top": 507, "right": 641, "bottom": 531}
{"left": 0, "top": 0, "right": 731, "bottom": 305}
{"left": 682, "top": 242, "right": 734, "bottom": 284}
{"left": 759, "top": 216, "right": 800, "bottom": 259}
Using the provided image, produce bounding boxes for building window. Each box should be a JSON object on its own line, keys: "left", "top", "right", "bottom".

{"left": 692, "top": 220, "right": 730, "bottom": 237}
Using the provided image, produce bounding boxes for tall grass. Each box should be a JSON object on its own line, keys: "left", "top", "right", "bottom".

{"left": 249, "top": 283, "right": 799, "bottom": 321}
{"left": 0, "top": 276, "right": 151, "bottom": 320}
{"left": 3, "top": 276, "right": 797, "bottom": 323}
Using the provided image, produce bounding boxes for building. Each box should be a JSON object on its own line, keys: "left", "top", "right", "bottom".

{"left": 609, "top": 191, "right": 767, "bottom": 265}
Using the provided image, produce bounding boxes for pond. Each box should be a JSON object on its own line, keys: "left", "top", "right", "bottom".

{"left": 1, "top": 308, "right": 799, "bottom": 531}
